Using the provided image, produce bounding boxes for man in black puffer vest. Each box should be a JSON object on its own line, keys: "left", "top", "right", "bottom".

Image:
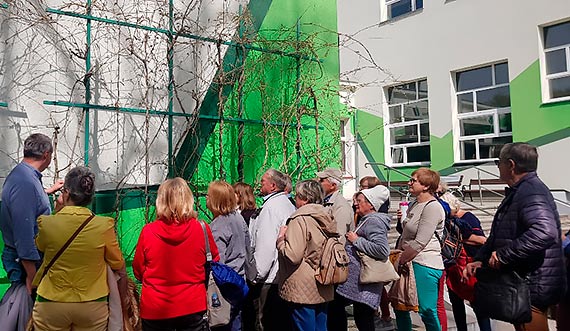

{"left": 465, "top": 142, "right": 566, "bottom": 331}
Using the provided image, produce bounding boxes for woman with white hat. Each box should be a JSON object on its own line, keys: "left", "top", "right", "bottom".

{"left": 336, "top": 185, "right": 391, "bottom": 331}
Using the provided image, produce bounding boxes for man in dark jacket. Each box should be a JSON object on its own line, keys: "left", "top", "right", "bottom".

{"left": 465, "top": 142, "right": 565, "bottom": 331}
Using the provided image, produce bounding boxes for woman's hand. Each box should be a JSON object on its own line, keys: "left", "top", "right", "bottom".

{"left": 346, "top": 231, "right": 358, "bottom": 243}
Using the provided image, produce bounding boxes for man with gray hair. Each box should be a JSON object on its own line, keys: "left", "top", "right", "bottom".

{"left": 246, "top": 168, "right": 295, "bottom": 331}
{"left": 1, "top": 133, "right": 63, "bottom": 295}
{"left": 316, "top": 167, "right": 354, "bottom": 243}
{"left": 464, "top": 142, "right": 565, "bottom": 330}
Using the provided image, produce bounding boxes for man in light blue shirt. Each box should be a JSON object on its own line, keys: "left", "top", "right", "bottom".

{"left": 1, "top": 133, "right": 63, "bottom": 294}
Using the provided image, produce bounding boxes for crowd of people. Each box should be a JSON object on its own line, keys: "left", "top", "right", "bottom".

{"left": 0, "top": 133, "right": 568, "bottom": 331}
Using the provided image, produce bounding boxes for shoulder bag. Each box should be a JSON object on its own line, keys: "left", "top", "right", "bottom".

{"left": 198, "top": 220, "right": 232, "bottom": 328}
{"left": 27, "top": 214, "right": 96, "bottom": 331}
{"left": 354, "top": 218, "right": 399, "bottom": 284}
{"left": 473, "top": 267, "right": 531, "bottom": 324}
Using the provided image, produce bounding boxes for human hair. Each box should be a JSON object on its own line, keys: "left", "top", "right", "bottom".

{"left": 438, "top": 181, "right": 449, "bottom": 192}
{"left": 359, "top": 176, "right": 382, "bottom": 189}
{"left": 64, "top": 166, "right": 95, "bottom": 206}
{"left": 499, "top": 142, "right": 538, "bottom": 173}
{"left": 207, "top": 181, "right": 237, "bottom": 217}
{"left": 233, "top": 182, "right": 257, "bottom": 210}
{"left": 156, "top": 177, "right": 197, "bottom": 224}
{"left": 284, "top": 174, "right": 293, "bottom": 193}
{"left": 295, "top": 179, "right": 324, "bottom": 204}
{"left": 23, "top": 133, "right": 53, "bottom": 159}
{"left": 440, "top": 192, "right": 461, "bottom": 214}
{"left": 327, "top": 176, "right": 341, "bottom": 187}
{"left": 265, "top": 168, "right": 288, "bottom": 191}
{"left": 411, "top": 168, "right": 440, "bottom": 194}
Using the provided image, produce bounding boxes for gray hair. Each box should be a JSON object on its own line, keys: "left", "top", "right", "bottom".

{"left": 23, "top": 133, "right": 53, "bottom": 159}
{"left": 265, "top": 168, "right": 288, "bottom": 191}
{"left": 499, "top": 143, "right": 538, "bottom": 173}
{"left": 295, "top": 179, "right": 324, "bottom": 204}
{"left": 327, "top": 176, "right": 341, "bottom": 187}
{"left": 64, "top": 166, "right": 96, "bottom": 206}
{"left": 284, "top": 173, "right": 293, "bottom": 193}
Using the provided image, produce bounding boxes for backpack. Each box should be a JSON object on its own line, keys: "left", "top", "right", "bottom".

{"left": 314, "top": 232, "right": 349, "bottom": 285}
{"left": 431, "top": 199, "right": 464, "bottom": 264}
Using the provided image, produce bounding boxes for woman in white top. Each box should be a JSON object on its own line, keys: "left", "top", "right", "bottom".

{"left": 395, "top": 168, "right": 446, "bottom": 331}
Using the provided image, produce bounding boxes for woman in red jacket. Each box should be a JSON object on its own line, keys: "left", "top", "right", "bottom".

{"left": 133, "top": 177, "right": 219, "bottom": 331}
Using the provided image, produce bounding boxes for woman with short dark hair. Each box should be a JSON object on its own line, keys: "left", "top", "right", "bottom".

{"left": 32, "top": 166, "right": 126, "bottom": 331}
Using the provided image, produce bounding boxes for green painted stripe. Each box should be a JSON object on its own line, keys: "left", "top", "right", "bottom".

{"left": 174, "top": 0, "right": 274, "bottom": 179}
{"left": 356, "top": 133, "right": 386, "bottom": 181}
{"left": 526, "top": 127, "right": 570, "bottom": 147}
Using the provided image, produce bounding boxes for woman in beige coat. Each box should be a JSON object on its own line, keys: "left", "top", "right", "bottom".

{"left": 277, "top": 179, "right": 338, "bottom": 331}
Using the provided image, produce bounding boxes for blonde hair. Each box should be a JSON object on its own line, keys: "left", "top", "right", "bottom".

{"left": 233, "top": 182, "right": 257, "bottom": 210}
{"left": 156, "top": 177, "right": 197, "bottom": 224}
{"left": 207, "top": 181, "right": 237, "bottom": 218}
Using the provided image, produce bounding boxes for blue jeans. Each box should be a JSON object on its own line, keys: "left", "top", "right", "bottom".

{"left": 1, "top": 246, "right": 25, "bottom": 284}
{"left": 290, "top": 302, "right": 328, "bottom": 331}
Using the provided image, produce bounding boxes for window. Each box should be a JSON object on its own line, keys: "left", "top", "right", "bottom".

{"left": 381, "top": 0, "right": 423, "bottom": 22}
{"left": 455, "top": 63, "right": 512, "bottom": 162}
{"left": 385, "top": 79, "right": 430, "bottom": 166}
{"left": 339, "top": 84, "right": 356, "bottom": 175}
{"left": 541, "top": 21, "right": 570, "bottom": 101}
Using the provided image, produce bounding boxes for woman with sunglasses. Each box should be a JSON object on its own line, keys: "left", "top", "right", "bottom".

{"left": 394, "top": 168, "right": 446, "bottom": 331}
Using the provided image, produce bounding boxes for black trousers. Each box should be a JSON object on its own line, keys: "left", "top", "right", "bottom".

{"left": 142, "top": 311, "right": 209, "bottom": 331}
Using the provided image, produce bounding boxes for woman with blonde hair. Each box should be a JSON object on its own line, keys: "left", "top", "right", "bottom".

{"left": 31, "top": 166, "right": 127, "bottom": 331}
{"left": 207, "top": 180, "right": 250, "bottom": 331}
{"left": 133, "top": 177, "right": 219, "bottom": 331}
{"left": 233, "top": 182, "right": 257, "bottom": 226}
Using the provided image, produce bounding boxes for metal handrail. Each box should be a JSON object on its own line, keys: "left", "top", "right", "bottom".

{"left": 364, "top": 162, "right": 411, "bottom": 199}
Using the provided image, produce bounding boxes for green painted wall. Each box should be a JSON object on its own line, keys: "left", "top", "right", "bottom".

{"left": 0, "top": 0, "right": 341, "bottom": 294}
{"left": 355, "top": 60, "right": 570, "bottom": 182}
{"left": 510, "top": 60, "right": 570, "bottom": 144}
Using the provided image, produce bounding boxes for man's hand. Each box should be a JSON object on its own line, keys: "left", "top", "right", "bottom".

{"left": 277, "top": 226, "right": 288, "bottom": 241}
{"left": 21, "top": 260, "right": 37, "bottom": 295}
{"left": 45, "top": 179, "right": 64, "bottom": 195}
{"left": 346, "top": 231, "right": 358, "bottom": 243}
{"left": 463, "top": 261, "right": 482, "bottom": 281}
{"left": 488, "top": 251, "right": 501, "bottom": 269}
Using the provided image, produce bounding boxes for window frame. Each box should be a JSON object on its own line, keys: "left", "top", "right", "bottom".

{"left": 339, "top": 83, "right": 357, "bottom": 177}
{"left": 380, "top": 0, "right": 423, "bottom": 23}
{"left": 384, "top": 78, "right": 431, "bottom": 167}
{"left": 454, "top": 62, "right": 513, "bottom": 163}
{"left": 539, "top": 20, "right": 570, "bottom": 103}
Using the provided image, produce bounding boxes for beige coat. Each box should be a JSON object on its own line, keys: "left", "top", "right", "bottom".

{"left": 324, "top": 190, "right": 354, "bottom": 244}
{"left": 277, "top": 204, "right": 338, "bottom": 304}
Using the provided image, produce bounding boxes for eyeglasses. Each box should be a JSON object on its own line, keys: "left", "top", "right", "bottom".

{"left": 408, "top": 178, "right": 418, "bottom": 184}
{"left": 494, "top": 159, "right": 501, "bottom": 166}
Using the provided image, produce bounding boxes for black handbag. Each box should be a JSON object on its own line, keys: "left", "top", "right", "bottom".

{"left": 473, "top": 267, "right": 532, "bottom": 324}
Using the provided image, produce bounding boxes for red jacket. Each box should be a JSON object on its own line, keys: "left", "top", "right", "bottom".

{"left": 133, "top": 218, "right": 219, "bottom": 320}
